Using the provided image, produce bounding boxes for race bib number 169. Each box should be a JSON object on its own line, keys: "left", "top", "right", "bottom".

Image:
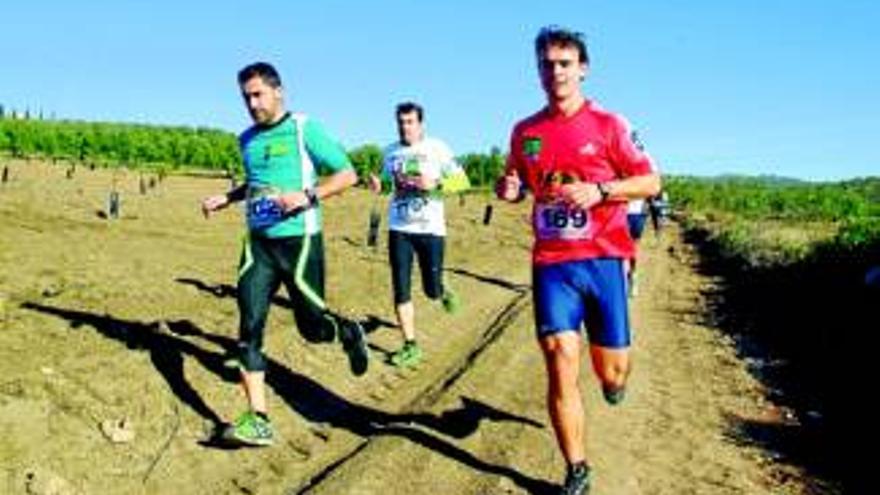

{"left": 535, "top": 202, "right": 591, "bottom": 240}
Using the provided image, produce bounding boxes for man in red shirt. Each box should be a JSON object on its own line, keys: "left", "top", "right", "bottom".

{"left": 497, "top": 26, "right": 661, "bottom": 494}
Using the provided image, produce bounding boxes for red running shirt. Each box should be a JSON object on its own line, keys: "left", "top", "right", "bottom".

{"left": 507, "top": 100, "right": 655, "bottom": 265}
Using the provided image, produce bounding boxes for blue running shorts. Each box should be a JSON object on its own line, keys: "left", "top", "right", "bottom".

{"left": 533, "top": 258, "right": 630, "bottom": 348}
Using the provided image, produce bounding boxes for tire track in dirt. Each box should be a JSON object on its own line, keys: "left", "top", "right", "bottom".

{"left": 294, "top": 290, "right": 531, "bottom": 493}
{"left": 299, "top": 223, "right": 832, "bottom": 495}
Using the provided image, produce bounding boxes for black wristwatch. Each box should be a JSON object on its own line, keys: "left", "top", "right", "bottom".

{"left": 304, "top": 188, "right": 319, "bottom": 208}
{"left": 596, "top": 182, "right": 611, "bottom": 202}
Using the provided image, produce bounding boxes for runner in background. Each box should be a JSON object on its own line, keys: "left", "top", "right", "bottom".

{"left": 369, "top": 101, "right": 470, "bottom": 368}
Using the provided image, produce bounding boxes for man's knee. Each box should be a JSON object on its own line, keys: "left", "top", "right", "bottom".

{"left": 542, "top": 330, "right": 579, "bottom": 353}
{"left": 542, "top": 339, "right": 582, "bottom": 393}
{"left": 544, "top": 341, "right": 579, "bottom": 364}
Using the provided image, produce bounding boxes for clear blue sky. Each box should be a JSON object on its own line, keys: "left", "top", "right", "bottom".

{"left": 1, "top": 0, "right": 877, "bottom": 181}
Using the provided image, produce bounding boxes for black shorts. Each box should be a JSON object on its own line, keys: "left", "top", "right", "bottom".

{"left": 388, "top": 230, "right": 445, "bottom": 305}
{"left": 236, "top": 233, "right": 337, "bottom": 371}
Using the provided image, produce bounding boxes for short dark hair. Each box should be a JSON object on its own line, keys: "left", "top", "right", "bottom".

{"left": 237, "top": 62, "right": 282, "bottom": 88}
{"left": 395, "top": 101, "right": 423, "bottom": 122}
{"left": 534, "top": 26, "right": 589, "bottom": 65}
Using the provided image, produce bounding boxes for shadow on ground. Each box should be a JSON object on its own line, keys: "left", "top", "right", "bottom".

{"left": 22, "top": 301, "right": 555, "bottom": 494}
{"left": 682, "top": 225, "right": 878, "bottom": 494}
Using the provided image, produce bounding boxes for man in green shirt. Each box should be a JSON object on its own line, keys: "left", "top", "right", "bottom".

{"left": 201, "top": 62, "right": 369, "bottom": 447}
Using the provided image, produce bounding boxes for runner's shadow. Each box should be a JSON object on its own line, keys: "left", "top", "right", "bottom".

{"left": 258, "top": 356, "right": 555, "bottom": 494}
{"left": 445, "top": 267, "right": 530, "bottom": 294}
{"left": 175, "top": 277, "right": 387, "bottom": 335}
{"left": 177, "top": 276, "right": 390, "bottom": 337}
{"left": 360, "top": 314, "right": 399, "bottom": 360}
{"left": 176, "top": 277, "right": 237, "bottom": 298}
{"left": 22, "top": 301, "right": 554, "bottom": 493}
{"left": 21, "top": 301, "right": 232, "bottom": 426}
{"left": 400, "top": 396, "right": 543, "bottom": 439}
{"left": 361, "top": 314, "right": 397, "bottom": 333}
{"left": 175, "top": 277, "right": 293, "bottom": 309}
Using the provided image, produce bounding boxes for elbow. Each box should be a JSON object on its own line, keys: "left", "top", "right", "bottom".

{"left": 647, "top": 174, "right": 662, "bottom": 197}
{"left": 342, "top": 169, "right": 358, "bottom": 189}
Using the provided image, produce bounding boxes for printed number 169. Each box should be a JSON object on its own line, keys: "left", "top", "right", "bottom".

{"left": 542, "top": 207, "right": 587, "bottom": 229}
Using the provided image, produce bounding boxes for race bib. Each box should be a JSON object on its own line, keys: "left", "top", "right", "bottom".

{"left": 534, "top": 202, "right": 591, "bottom": 240}
{"left": 246, "top": 185, "right": 285, "bottom": 230}
{"left": 393, "top": 196, "right": 430, "bottom": 224}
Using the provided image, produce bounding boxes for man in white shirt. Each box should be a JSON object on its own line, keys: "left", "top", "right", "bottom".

{"left": 626, "top": 198, "right": 648, "bottom": 297}
{"left": 369, "top": 102, "right": 470, "bottom": 367}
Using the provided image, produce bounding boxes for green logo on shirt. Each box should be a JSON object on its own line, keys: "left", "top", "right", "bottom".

{"left": 403, "top": 158, "right": 421, "bottom": 176}
{"left": 523, "top": 137, "right": 542, "bottom": 158}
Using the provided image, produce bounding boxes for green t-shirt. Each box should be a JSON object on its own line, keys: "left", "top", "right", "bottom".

{"left": 240, "top": 112, "right": 352, "bottom": 237}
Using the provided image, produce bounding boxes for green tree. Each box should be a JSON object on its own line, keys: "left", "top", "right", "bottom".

{"left": 347, "top": 143, "right": 383, "bottom": 180}
{"left": 0, "top": 123, "right": 10, "bottom": 150}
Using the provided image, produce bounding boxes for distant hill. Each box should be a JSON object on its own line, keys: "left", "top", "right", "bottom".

{"left": 668, "top": 173, "right": 808, "bottom": 187}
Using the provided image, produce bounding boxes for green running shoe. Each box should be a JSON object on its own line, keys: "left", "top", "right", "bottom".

{"left": 390, "top": 341, "right": 423, "bottom": 368}
{"left": 441, "top": 288, "right": 461, "bottom": 314}
{"left": 225, "top": 411, "right": 273, "bottom": 447}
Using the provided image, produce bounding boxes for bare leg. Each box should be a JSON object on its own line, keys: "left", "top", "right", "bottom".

{"left": 240, "top": 370, "right": 267, "bottom": 413}
{"left": 540, "top": 332, "right": 586, "bottom": 464}
{"left": 395, "top": 301, "right": 416, "bottom": 342}
{"left": 589, "top": 345, "right": 631, "bottom": 391}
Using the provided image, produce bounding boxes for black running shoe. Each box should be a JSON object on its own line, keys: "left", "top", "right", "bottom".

{"left": 602, "top": 385, "right": 627, "bottom": 406}
{"left": 560, "top": 463, "right": 591, "bottom": 495}
{"left": 339, "top": 318, "right": 369, "bottom": 376}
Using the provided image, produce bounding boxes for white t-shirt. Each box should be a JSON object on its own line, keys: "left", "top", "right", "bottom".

{"left": 381, "top": 137, "right": 462, "bottom": 236}
{"left": 627, "top": 139, "right": 658, "bottom": 215}
{"left": 628, "top": 198, "right": 646, "bottom": 215}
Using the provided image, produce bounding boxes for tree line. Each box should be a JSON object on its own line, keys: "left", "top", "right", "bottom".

{"left": 0, "top": 116, "right": 240, "bottom": 172}
{"left": 346, "top": 144, "right": 506, "bottom": 189}
{"left": 665, "top": 175, "right": 880, "bottom": 223}
{"left": 665, "top": 175, "right": 880, "bottom": 261}
{"left": 0, "top": 115, "right": 507, "bottom": 187}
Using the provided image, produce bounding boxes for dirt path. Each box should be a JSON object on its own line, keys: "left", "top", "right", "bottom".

{"left": 0, "top": 162, "right": 830, "bottom": 494}
{"left": 303, "top": 225, "right": 828, "bottom": 495}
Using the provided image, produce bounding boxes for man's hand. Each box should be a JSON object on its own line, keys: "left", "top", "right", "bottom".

{"left": 496, "top": 173, "right": 523, "bottom": 202}
{"left": 274, "top": 191, "right": 310, "bottom": 214}
{"left": 396, "top": 173, "right": 437, "bottom": 192}
{"left": 201, "top": 194, "right": 230, "bottom": 218}
{"left": 368, "top": 174, "right": 382, "bottom": 194}
{"left": 410, "top": 174, "right": 438, "bottom": 191}
{"left": 560, "top": 182, "right": 603, "bottom": 210}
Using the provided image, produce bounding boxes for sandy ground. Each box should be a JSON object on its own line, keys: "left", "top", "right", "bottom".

{"left": 0, "top": 160, "right": 837, "bottom": 494}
